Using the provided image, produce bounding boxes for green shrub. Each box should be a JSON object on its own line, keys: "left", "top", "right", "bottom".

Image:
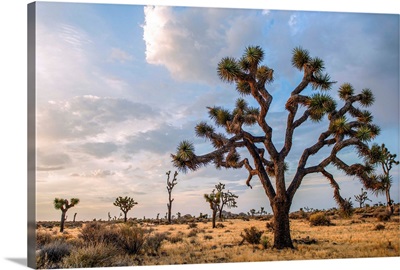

{"left": 79, "top": 222, "right": 120, "bottom": 245}
{"left": 37, "top": 240, "right": 71, "bottom": 268}
{"left": 260, "top": 236, "right": 269, "bottom": 249}
{"left": 309, "top": 212, "right": 332, "bottom": 226}
{"left": 62, "top": 243, "right": 120, "bottom": 268}
{"left": 116, "top": 224, "right": 147, "bottom": 255}
{"left": 145, "top": 232, "right": 167, "bottom": 254}
{"left": 240, "top": 226, "right": 264, "bottom": 245}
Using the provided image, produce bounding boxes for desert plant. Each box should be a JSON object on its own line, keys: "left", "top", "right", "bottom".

{"left": 354, "top": 188, "right": 371, "bottom": 208}
{"left": 113, "top": 196, "right": 138, "bottom": 222}
{"left": 145, "top": 232, "right": 167, "bottom": 254}
{"left": 37, "top": 240, "right": 71, "bottom": 268}
{"left": 260, "top": 235, "right": 269, "bottom": 249}
{"left": 166, "top": 170, "right": 178, "bottom": 224}
{"left": 171, "top": 46, "right": 380, "bottom": 249}
{"left": 116, "top": 224, "right": 147, "bottom": 255}
{"left": 309, "top": 212, "right": 332, "bottom": 226}
{"left": 36, "top": 230, "right": 53, "bottom": 249}
{"left": 214, "top": 182, "right": 238, "bottom": 220}
{"left": 54, "top": 198, "right": 79, "bottom": 232}
{"left": 62, "top": 243, "right": 120, "bottom": 268}
{"left": 374, "top": 224, "right": 385, "bottom": 230}
{"left": 240, "top": 226, "right": 264, "bottom": 245}
{"left": 204, "top": 189, "right": 221, "bottom": 229}
{"left": 79, "top": 222, "right": 120, "bottom": 245}
{"left": 367, "top": 144, "right": 399, "bottom": 214}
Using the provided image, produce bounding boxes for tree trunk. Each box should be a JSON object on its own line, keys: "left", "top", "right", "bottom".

{"left": 212, "top": 209, "right": 217, "bottom": 229}
{"left": 272, "top": 200, "right": 294, "bottom": 249}
{"left": 386, "top": 189, "right": 393, "bottom": 215}
{"left": 60, "top": 210, "right": 66, "bottom": 233}
{"left": 167, "top": 203, "right": 172, "bottom": 224}
{"left": 123, "top": 211, "right": 127, "bottom": 222}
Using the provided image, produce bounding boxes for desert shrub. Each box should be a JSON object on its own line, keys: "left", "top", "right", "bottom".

{"left": 187, "top": 229, "right": 198, "bottom": 237}
{"left": 36, "top": 230, "right": 53, "bottom": 248}
{"left": 37, "top": 240, "right": 71, "bottom": 268}
{"left": 167, "top": 235, "right": 183, "bottom": 244}
{"left": 215, "top": 223, "right": 225, "bottom": 228}
{"left": 376, "top": 212, "right": 391, "bottom": 222}
{"left": 265, "top": 221, "right": 274, "bottom": 232}
{"left": 374, "top": 224, "right": 385, "bottom": 231}
{"left": 145, "top": 232, "right": 167, "bottom": 254}
{"left": 260, "top": 236, "right": 269, "bottom": 249}
{"left": 116, "top": 224, "right": 147, "bottom": 255}
{"left": 79, "top": 222, "right": 119, "bottom": 245}
{"left": 62, "top": 243, "right": 120, "bottom": 268}
{"left": 309, "top": 212, "right": 332, "bottom": 226}
{"left": 240, "top": 226, "right": 264, "bottom": 245}
{"left": 203, "top": 235, "right": 213, "bottom": 240}
{"left": 187, "top": 222, "right": 198, "bottom": 229}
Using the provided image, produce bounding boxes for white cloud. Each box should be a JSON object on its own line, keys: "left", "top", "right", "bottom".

{"left": 109, "top": 47, "right": 134, "bottom": 63}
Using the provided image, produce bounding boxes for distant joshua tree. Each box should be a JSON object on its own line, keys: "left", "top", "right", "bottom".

{"left": 113, "top": 196, "right": 138, "bottom": 222}
{"left": 204, "top": 189, "right": 221, "bottom": 229}
{"left": 354, "top": 188, "right": 371, "bottom": 208}
{"left": 214, "top": 182, "right": 238, "bottom": 220}
{"left": 54, "top": 198, "right": 79, "bottom": 232}
{"left": 367, "top": 143, "right": 399, "bottom": 214}
{"left": 166, "top": 170, "right": 178, "bottom": 224}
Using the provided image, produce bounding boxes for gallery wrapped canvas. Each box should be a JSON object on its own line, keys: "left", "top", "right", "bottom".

{"left": 27, "top": 1, "right": 399, "bottom": 269}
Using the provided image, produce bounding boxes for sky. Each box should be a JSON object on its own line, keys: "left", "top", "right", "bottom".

{"left": 33, "top": 1, "right": 399, "bottom": 221}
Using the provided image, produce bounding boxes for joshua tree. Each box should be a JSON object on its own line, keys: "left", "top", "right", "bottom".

{"left": 214, "top": 182, "right": 238, "bottom": 220}
{"left": 113, "top": 196, "right": 138, "bottom": 222}
{"left": 172, "top": 46, "right": 380, "bottom": 249}
{"left": 367, "top": 143, "right": 399, "bottom": 214}
{"left": 354, "top": 188, "right": 371, "bottom": 208}
{"left": 204, "top": 189, "right": 221, "bottom": 228}
{"left": 166, "top": 170, "right": 178, "bottom": 224}
{"left": 54, "top": 198, "right": 79, "bottom": 232}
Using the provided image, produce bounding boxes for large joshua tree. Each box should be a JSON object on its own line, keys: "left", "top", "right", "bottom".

{"left": 171, "top": 46, "right": 380, "bottom": 249}
{"left": 54, "top": 198, "right": 79, "bottom": 232}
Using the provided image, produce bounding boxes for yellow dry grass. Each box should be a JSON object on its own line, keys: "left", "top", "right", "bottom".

{"left": 37, "top": 214, "right": 399, "bottom": 266}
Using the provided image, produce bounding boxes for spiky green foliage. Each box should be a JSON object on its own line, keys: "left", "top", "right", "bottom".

{"left": 217, "top": 57, "right": 240, "bottom": 83}
{"left": 311, "top": 73, "right": 334, "bottom": 90}
{"left": 113, "top": 196, "right": 138, "bottom": 222}
{"left": 291, "top": 46, "right": 310, "bottom": 70}
{"left": 307, "top": 93, "right": 336, "bottom": 122}
{"left": 357, "top": 110, "right": 373, "bottom": 124}
{"left": 338, "top": 83, "right": 354, "bottom": 100}
{"left": 195, "top": 122, "right": 215, "bottom": 138}
{"left": 256, "top": 65, "right": 274, "bottom": 83}
{"left": 53, "top": 198, "right": 79, "bottom": 232}
{"left": 236, "top": 81, "right": 252, "bottom": 95}
{"left": 208, "top": 106, "right": 232, "bottom": 127}
{"left": 330, "top": 116, "right": 350, "bottom": 136}
{"left": 359, "top": 88, "right": 374, "bottom": 107}
{"left": 244, "top": 45, "right": 264, "bottom": 65}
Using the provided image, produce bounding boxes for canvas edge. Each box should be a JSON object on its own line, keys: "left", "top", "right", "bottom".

{"left": 27, "top": 2, "right": 37, "bottom": 269}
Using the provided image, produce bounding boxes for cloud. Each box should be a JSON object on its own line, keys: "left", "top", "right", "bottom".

{"left": 142, "top": 6, "right": 265, "bottom": 83}
{"left": 109, "top": 47, "right": 134, "bottom": 63}
{"left": 79, "top": 142, "right": 119, "bottom": 158}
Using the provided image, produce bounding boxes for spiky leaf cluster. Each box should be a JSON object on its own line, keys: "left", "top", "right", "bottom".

{"left": 54, "top": 198, "right": 80, "bottom": 211}
{"left": 307, "top": 93, "right": 336, "bottom": 122}
{"left": 113, "top": 196, "right": 138, "bottom": 213}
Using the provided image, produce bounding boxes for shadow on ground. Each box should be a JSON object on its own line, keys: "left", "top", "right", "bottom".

{"left": 6, "top": 258, "right": 27, "bottom": 267}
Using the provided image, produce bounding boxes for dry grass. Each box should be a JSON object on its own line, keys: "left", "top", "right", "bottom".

{"left": 36, "top": 211, "right": 400, "bottom": 268}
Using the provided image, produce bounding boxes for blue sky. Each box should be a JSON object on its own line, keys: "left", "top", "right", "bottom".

{"left": 34, "top": 1, "right": 399, "bottom": 221}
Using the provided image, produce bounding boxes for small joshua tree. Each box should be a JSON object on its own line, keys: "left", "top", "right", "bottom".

{"left": 166, "top": 170, "right": 178, "bottom": 224}
{"left": 214, "top": 182, "right": 238, "bottom": 220}
{"left": 354, "top": 188, "right": 371, "bottom": 208}
{"left": 204, "top": 189, "right": 221, "bottom": 229}
{"left": 113, "top": 196, "right": 138, "bottom": 222}
{"left": 367, "top": 143, "right": 399, "bottom": 214}
{"left": 54, "top": 198, "right": 79, "bottom": 232}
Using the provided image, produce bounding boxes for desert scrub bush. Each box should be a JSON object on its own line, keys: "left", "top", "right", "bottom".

{"left": 376, "top": 212, "right": 391, "bottom": 222}
{"left": 145, "top": 232, "right": 168, "bottom": 255}
{"left": 203, "top": 235, "right": 213, "bottom": 240}
{"left": 187, "top": 222, "right": 198, "bottom": 229}
{"left": 309, "top": 212, "right": 332, "bottom": 226}
{"left": 260, "top": 236, "right": 269, "bottom": 249}
{"left": 187, "top": 229, "right": 198, "bottom": 237}
{"left": 36, "top": 240, "right": 71, "bottom": 269}
{"left": 374, "top": 224, "right": 385, "bottom": 231}
{"left": 239, "top": 226, "right": 264, "bottom": 245}
{"left": 62, "top": 243, "right": 121, "bottom": 268}
{"left": 167, "top": 235, "right": 184, "bottom": 243}
{"left": 36, "top": 230, "right": 53, "bottom": 248}
{"left": 116, "top": 224, "right": 148, "bottom": 255}
{"left": 79, "top": 222, "right": 119, "bottom": 245}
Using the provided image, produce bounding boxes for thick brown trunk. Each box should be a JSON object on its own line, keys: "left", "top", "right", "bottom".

{"left": 123, "top": 211, "right": 127, "bottom": 222}
{"left": 167, "top": 203, "right": 172, "bottom": 223}
{"left": 272, "top": 200, "right": 294, "bottom": 249}
{"left": 212, "top": 209, "right": 217, "bottom": 228}
{"left": 386, "top": 189, "right": 393, "bottom": 215}
{"left": 60, "top": 210, "right": 66, "bottom": 232}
